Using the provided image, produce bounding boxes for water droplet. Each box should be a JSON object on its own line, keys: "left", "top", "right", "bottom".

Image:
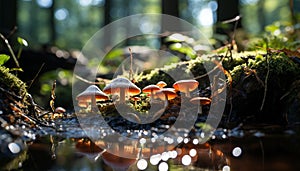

{"left": 222, "top": 165, "right": 230, "bottom": 171}
{"left": 8, "top": 142, "right": 21, "bottom": 154}
{"left": 161, "top": 152, "right": 169, "bottom": 161}
{"left": 170, "top": 150, "right": 178, "bottom": 158}
{"left": 232, "top": 147, "right": 242, "bottom": 157}
{"left": 253, "top": 131, "right": 265, "bottom": 137}
{"left": 182, "top": 155, "right": 192, "bottom": 166}
{"left": 189, "top": 149, "right": 197, "bottom": 157}
{"left": 158, "top": 162, "right": 168, "bottom": 171}
{"left": 150, "top": 154, "right": 161, "bottom": 165}
{"left": 183, "top": 138, "right": 189, "bottom": 144}
{"left": 139, "top": 138, "right": 146, "bottom": 145}
{"left": 177, "top": 137, "right": 183, "bottom": 143}
{"left": 137, "top": 159, "right": 148, "bottom": 170}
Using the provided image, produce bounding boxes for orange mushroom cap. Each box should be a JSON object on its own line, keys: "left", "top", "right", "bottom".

{"left": 101, "top": 152, "right": 137, "bottom": 170}
{"left": 173, "top": 79, "right": 199, "bottom": 97}
{"left": 142, "top": 84, "right": 160, "bottom": 93}
{"left": 76, "top": 85, "right": 109, "bottom": 102}
{"left": 156, "top": 81, "right": 167, "bottom": 88}
{"left": 103, "top": 77, "right": 141, "bottom": 96}
{"left": 190, "top": 97, "right": 211, "bottom": 105}
{"left": 155, "top": 88, "right": 177, "bottom": 101}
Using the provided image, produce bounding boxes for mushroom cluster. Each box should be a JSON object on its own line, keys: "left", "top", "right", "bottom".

{"left": 76, "top": 77, "right": 211, "bottom": 114}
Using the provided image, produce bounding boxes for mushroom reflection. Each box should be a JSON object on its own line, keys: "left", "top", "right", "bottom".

{"left": 173, "top": 141, "right": 229, "bottom": 170}
{"left": 75, "top": 139, "right": 105, "bottom": 161}
{"left": 101, "top": 152, "right": 137, "bottom": 171}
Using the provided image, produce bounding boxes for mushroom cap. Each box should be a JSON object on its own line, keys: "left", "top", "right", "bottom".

{"left": 103, "top": 77, "right": 141, "bottom": 96}
{"left": 78, "top": 101, "right": 89, "bottom": 108}
{"left": 54, "top": 107, "right": 66, "bottom": 113}
{"left": 76, "top": 85, "right": 109, "bottom": 102}
{"left": 190, "top": 97, "right": 211, "bottom": 105}
{"left": 142, "top": 84, "right": 160, "bottom": 93}
{"left": 173, "top": 79, "right": 199, "bottom": 93}
{"left": 155, "top": 88, "right": 177, "bottom": 100}
{"left": 101, "top": 152, "right": 137, "bottom": 170}
{"left": 156, "top": 81, "right": 167, "bottom": 88}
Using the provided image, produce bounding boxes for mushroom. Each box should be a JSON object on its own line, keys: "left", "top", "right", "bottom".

{"left": 156, "top": 81, "right": 167, "bottom": 88}
{"left": 173, "top": 79, "right": 199, "bottom": 98}
{"left": 101, "top": 151, "right": 137, "bottom": 171}
{"left": 54, "top": 107, "right": 66, "bottom": 114}
{"left": 75, "top": 139, "right": 105, "bottom": 161}
{"left": 130, "top": 96, "right": 141, "bottom": 108}
{"left": 190, "top": 97, "right": 211, "bottom": 114}
{"left": 103, "top": 77, "right": 141, "bottom": 104}
{"left": 76, "top": 85, "right": 109, "bottom": 112}
{"left": 142, "top": 84, "right": 160, "bottom": 102}
{"left": 155, "top": 88, "right": 177, "bottom": 107}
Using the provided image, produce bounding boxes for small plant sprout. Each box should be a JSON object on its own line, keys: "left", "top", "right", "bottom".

{"left": 76, "top": 85, "right": 109, "bottom": 112}
{"left": 103, "top": 77, "right": 141, "bottom": 104}
{"left": 17, "top": 37, "right": 28, "bottom": 59}
{"left": 173, "top": 79, "right": 199, "bottom": 98}
{"left": 130, "top": 96, "right": 141, "bottom": 108}
{"left": 190, "top": 97, "right": 211, "bottom": 114}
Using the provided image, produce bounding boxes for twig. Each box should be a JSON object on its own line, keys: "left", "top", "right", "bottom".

{"left": 259, "top": 139, "right": 265, "bottom": 171}
{"left": 50, "top": 80, "right": 56, "bottom": 112}
{"left": 129, "top": 48, "right": 133, "bottom": 81}
{"left": 0, "top": 33, "right": 20, "bottom": 68}
{"left": 75, "top": 74, "right": 106, "bottom": 85}
{"left": 260, "top": 41, "right": 270, "bottom": 111}
{"left": 28, "top": 63, "right": 45, "bottom": 89}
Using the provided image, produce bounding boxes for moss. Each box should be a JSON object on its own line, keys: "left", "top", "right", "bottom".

{"left": 0, "top": 66, "right": 27, "bottom": 99}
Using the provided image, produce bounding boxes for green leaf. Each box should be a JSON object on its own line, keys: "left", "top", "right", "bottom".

{"left": 10, "top": 67, "right": 23, "bottom": 72}
{"left": 0, "top": 54, "right": 10, "bottom": 65}
{"left": 17, "top": 37, "right": 28, "bottom": 47}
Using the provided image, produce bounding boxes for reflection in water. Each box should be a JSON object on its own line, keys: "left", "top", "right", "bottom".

{"left": 3, "top": 126, "right": 300, "bottom": 170}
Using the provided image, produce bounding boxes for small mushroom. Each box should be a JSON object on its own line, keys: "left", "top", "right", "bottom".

{"left": 130, "top": 96, "right": 141, "bottom": 107}
{"left": 103, "top": 77, "right": 141, "bottom": 104}
{"left": 156, "top": 81, "right": 167, "bottom": 88}
{"left": 173, "top": 79, "right": 199, "bottom": 98}
{"left": 55, "top": 107, "right": 66, "bottom": 114}
{"left": 76, "top": 85, "right": 109, "bottom": 111}
{"left": 142, "top": 84, "right": 160, "bottom": 102}
{"left": 190, "top": 97, "right": 211, "bottom": 114}
{"left": 155, "top": 88, "right": 177, "bottom": 107}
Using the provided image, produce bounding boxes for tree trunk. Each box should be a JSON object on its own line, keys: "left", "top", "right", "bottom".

{"left": 0, "top": 0, "right": 17, "bottom": 34}
{"left": 216, "top": 0, "right": 241, "bottom": 34}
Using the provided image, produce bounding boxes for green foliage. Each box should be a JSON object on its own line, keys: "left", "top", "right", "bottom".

{"left": 247, "top": 22, "right": 300, "bottom": 50}
{"left": 0, "top": 54, "right": 10, "bottom": 65}
{"left": 17, "top": 37, "right": 28, "bottom": 47}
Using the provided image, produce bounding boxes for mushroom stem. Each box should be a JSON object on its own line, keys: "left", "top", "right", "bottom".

{"left": 119, "top": 88, "right": 126, "bottom": 104}
{"left": 150, "top": 89, "right": 154, "bottom": 102}
{"left": 185, "top": 86, "right": 191, "bottom": 98}
{"left": 134, "top": 100, "right": 137, "bottom": 107}
{"left": 164, "top": 94, "right": 169, "bottom": 107}
{"left": 91, "top": 96, "right": 97, "bottom": 112}
{"left": 198, "top": 104, "right": 202, "bottom": 114}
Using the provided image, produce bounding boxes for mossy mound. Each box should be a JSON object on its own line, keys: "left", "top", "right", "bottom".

{"left": 0, "top": 66, "right": 27, "bottom": 99}
{"left": 0, "top": 66, "right": 30, "bottom": 124}
{"left": 135, "top": 51, "right": 300, "bottom": 124}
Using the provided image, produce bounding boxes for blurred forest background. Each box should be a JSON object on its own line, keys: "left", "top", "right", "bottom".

{"left": 0, "top": 0, "right": 300, "bottom": 109}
